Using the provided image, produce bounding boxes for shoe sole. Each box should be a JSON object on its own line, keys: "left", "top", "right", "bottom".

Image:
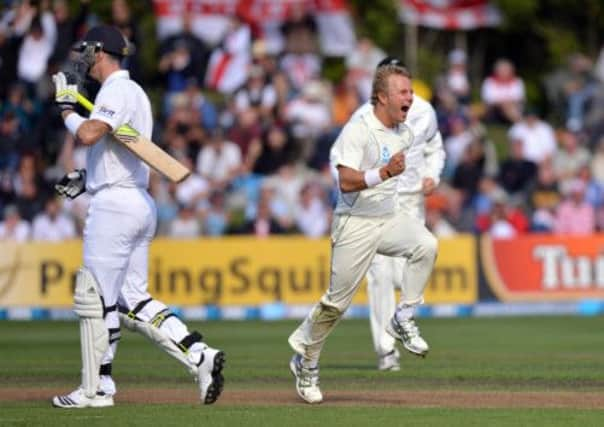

{"left": 386, "top": 323, "right": 428, "bottom": 358}
{"left": 289, "top": 357, "right": 322, "bottom": 404}
{"left": 203, "top": 351, "right": 226, "bottom": 405}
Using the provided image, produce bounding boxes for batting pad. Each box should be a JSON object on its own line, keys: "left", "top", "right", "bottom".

{"left": 80, "top": 318, "right": 108, "bottom": 398}
{"left": 73, "top": 268, "right": 108, "bottom": 398}
{"left": 119, "top": 313, "right": 198, "bottom": 375}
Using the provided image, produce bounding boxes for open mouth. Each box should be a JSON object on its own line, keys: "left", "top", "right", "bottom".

{"left": 401, "top": 105, "right": 410, "bottom": 112}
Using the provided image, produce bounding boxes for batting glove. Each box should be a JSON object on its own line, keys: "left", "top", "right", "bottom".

{"left": 52, "top": 72, "right": 79, "bottom": 112}
{"left": 55, "top": 169, "right": 87, "bottom": 199}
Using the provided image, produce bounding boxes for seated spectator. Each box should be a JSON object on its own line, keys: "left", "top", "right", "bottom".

{"left": 554, "top": 178, "right": 595, "bottom": 235}
{"left": 452, "top": 141, "right": 486, "bottom": 204}
{"left": 481, "top": 59, "right": 525, "bottom": 124}
{"left": 202, "top": 191, "right": 230, "bottom": 237}
{"left": 295, "top": 182, "right": 330, "bottom": 238}
{"left": 176, "top": 157, "right": 210, "bottom": 212}
{"left": 345, "top": 37, "right": 385, "bottom": 102}
{"left": 331, "top": 72, "right": 361, "bottom": 127}
{"left": 31, "top": 196, "right": 75, "bottom": 241}
{"left": 0, "top": 204, "right": 30, "bottom": 242}
{"left": 498, "top": 138, "right": 537, "bottom": 196}
{"left": 590, "top": 137, "right": 604, "bottom": 184}
{"left": 441, "top": 49, "right": 470, "bottom": 105}
{"left": 168, "top": 203, "right": 201, "bottom": 238}
{"left": 196, "top": 127, "right": 242, "bottom": 192}
{"left": 443, "top": 115, "right": 473, "bottom": 178}
{"left": 552, "top": 129, "right": 590, "bottom": 186}
{"left": 279, "top": 51, "right": 321, "bottom": 92}
{"left": 249, "top": 124, "right": 296, "bottom": 175}
{"left": 233, "top": 65, "right": 277, "bottom": 119}
{"left": 475, "top": 188, "right": 529, "bottom": 235}
{"left": 239, "top": 186, "right": 288, "bottom": 237}
{"left": 227, "top": 108, "right": 263, "bottom": 161}
{"left": 508, "top": 109, "right": 557, "bottom": 164}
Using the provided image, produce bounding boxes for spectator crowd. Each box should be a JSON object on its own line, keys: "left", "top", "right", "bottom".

{"left": 2, "top": 0, "right": 604, "bottom": 242}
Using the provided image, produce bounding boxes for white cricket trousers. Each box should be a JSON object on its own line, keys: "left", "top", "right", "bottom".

{"left": 289, "top": 209, "right": 437, "bottom": 363}
{"left": 83, "top": 186, "right": 157, "bottom": 364}
{"left": 367, "top": 193, "right": 426, "bottom": 357}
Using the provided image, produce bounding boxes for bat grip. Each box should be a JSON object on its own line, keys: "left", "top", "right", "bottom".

{"left": 75, "top": 93, "right": 94, "bottom": 112}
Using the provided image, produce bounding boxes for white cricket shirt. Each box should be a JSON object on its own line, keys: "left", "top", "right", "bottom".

{"left": 348, "top": 95, "right": 445, "bottom": 194}
{"left": 86, "top": 70, "right": 153, "bottom": 193}
{"left": 330, "top": 109, "right": 412, "bottom": 217}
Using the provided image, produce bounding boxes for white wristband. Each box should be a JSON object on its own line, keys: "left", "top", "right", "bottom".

{"left": 364, "top": 168, "right": 383, "bottom": 188}
{"left": 64, "top": 113, "right": 86, "bottom": 136}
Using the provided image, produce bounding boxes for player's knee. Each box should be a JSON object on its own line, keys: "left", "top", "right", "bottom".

{"left": 73, "top": 267, "right": 104, "bottom": 319}
{"left": 419, "top": 233, "right": 438, "bottom": 259}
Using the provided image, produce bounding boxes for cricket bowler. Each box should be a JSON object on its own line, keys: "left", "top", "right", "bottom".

{"left": 288, "top": 64, "right": 439, "bottom": 404}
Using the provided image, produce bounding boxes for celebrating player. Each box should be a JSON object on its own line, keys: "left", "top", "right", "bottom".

{"left": 51, "top": 25, "right": 224, "bottom": 408}
{"left": 288, "top": 64, "right": 439, "bottom": 404}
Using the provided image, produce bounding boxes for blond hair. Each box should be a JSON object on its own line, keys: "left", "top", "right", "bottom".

{"left": 370, "top": 65, "right": 412, "bottom": 106}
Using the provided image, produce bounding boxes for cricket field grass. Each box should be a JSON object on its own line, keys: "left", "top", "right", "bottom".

{"left": 1, "top": 316, "right": 603, "bottom": 426}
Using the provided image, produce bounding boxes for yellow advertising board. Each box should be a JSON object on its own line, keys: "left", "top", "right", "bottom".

{"left": 0, "top": 235, "right": 477, "bottom": 307}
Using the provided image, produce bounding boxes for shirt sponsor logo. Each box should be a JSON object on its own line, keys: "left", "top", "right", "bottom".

{"left": 381, "top": 146, "right": 390, "bottom": 164}
{"left": 98, "top": 106, "right": 116, "bottom": 118}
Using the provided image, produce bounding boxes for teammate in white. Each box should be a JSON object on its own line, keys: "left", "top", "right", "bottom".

{"left": 288, "top": 65, "right": 438, "bottom": 404}
{"left": 347, "top": 57, "right": 445, "bottom": 371}
{"left": 51, "top": 25, "right": 224, "bottom": 408}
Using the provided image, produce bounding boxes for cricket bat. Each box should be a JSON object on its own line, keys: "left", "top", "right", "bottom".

{"left": 75, "top": 93, "right": 191, "bottom": 183}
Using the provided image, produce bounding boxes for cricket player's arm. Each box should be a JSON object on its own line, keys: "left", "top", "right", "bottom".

{"left": 337, "top": 165, "right": 392, "bottom": 193}
{"left": 62, "top": 110, "right": 111, "bottom": 146}
{"left": 422, "top": 107, "right": 446, "bottom": 186}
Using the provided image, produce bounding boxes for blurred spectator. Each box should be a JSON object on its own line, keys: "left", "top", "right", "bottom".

{"left": 498, "top": 138, "right": 537, "bottom": 196}
{"left": 475, "top": 188, "right": 529, "bottom": 236}
{"left": 481, "top": 59, "right": 525, "bottom": 124}
{"left": 168, "top": 203, "right": 201, "bottom": 238}
{"left": 227, "top": 108, "right": 262, "bottom": 163}
{"left": 240, "top": 184, "right": 288, "bottom": 236}
{"left": 345, "top": 37, "right": 385, "bottom": 102}
{"left": 0, "top": 204, "right": 30, "bottom": 242}
{"left": 452, "top": 141, "right": 486, "bottom": 203}
{"left": 196, "top": 128, "right": 242, "bottom": 191}
{"left": 508, "top": 109, "right": 557, "bottom": 164}
{"left": 0, "top": 112, "right": 23, "bottom": 173}
{"left": 443, "top": 115, "right": 473, "bottom": 178}
{"left": 279, "top": 51, "right": 321, "bottom": 93}
{"left": 0, "top": 22, "right": 21, "bottom": 99}
{"left": 159, "top": 39, "right": 199, "bottom": 93}
{"left": 295, "top": 182, "right": 330, "bottom": 238}
{"left": 1, "top": 82, "right": 41, "bottom": 133}
{"left": 440, "top": 49, "right": 470, "bottom": 105}
{"left": 233, "top": 64, "right": 277, "bottom": 119}
{"left": 49, "top": 0, "right": 89, "bottom": 66}
{"left": 31, "top": 196, "right": 75, "bottom": 241}
{"left": 158, "top": 13, "right": 209, "bottom": 89}
{"left": 249, "top": 124, "right": 296, "bottom": 175}
{"left": 331, "top": 73, "right": 361, "bottom": 127}
{"left": 111, "top": 0, "right": 143, "bottom": 82}
{"left": 17, "top": 13, "right": 56, "bottom": 96}
{"left": 175, "top": 158, "right": 210, "bottom": 212}
{"left": 202, "top": 191, "right": 230, "bottom": 237}
{"left": 552, "top": 129, "right": 590, "bottom": 186}
{"left": 280, "top": 2, "right": 317, "bottom": 55}
{"left": 554, "top": 178, "right": 595, "bottom": 235}
{"left": 467, "top": 105, "right": 499, "bottom": 178}
{"left": 590, "top": 137, "right": 604, "bottom": 184}
{"left": 284, "top": 79, "right": 331, "bottom": 160}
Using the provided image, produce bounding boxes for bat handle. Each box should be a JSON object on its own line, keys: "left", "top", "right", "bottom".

{"left": 75, "top": 93, "right": 94, "bottom": 112}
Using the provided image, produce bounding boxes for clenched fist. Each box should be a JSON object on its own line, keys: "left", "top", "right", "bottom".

{"left": 384, "top": 151, "right": 406, "bottom": 178}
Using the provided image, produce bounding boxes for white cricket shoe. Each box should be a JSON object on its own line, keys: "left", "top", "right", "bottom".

{"left": 386, "top": 317, "right": 429, "bottom": 357}
{"left": 378, "top": 349, "right": 401, "bottom": 371}
{"left": 52, "top": 387, "right": 114, "bottom": 409}
{"left": 289, "top": 354, "right": 323, "bottom": 404}
{"left": 197, "top": 346, "right": 225, "bottom": 404}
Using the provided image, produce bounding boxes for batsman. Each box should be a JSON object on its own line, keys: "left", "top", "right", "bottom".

{"left": 51, "top": 25, "right": 225, "bottom": 408}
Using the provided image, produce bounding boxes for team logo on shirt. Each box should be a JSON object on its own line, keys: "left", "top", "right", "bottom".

{"left": 381, "top": 146, "right": 390, "bottom": 164}
{"left": 98, "top": 106, "right": 116, "bottom": 118}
